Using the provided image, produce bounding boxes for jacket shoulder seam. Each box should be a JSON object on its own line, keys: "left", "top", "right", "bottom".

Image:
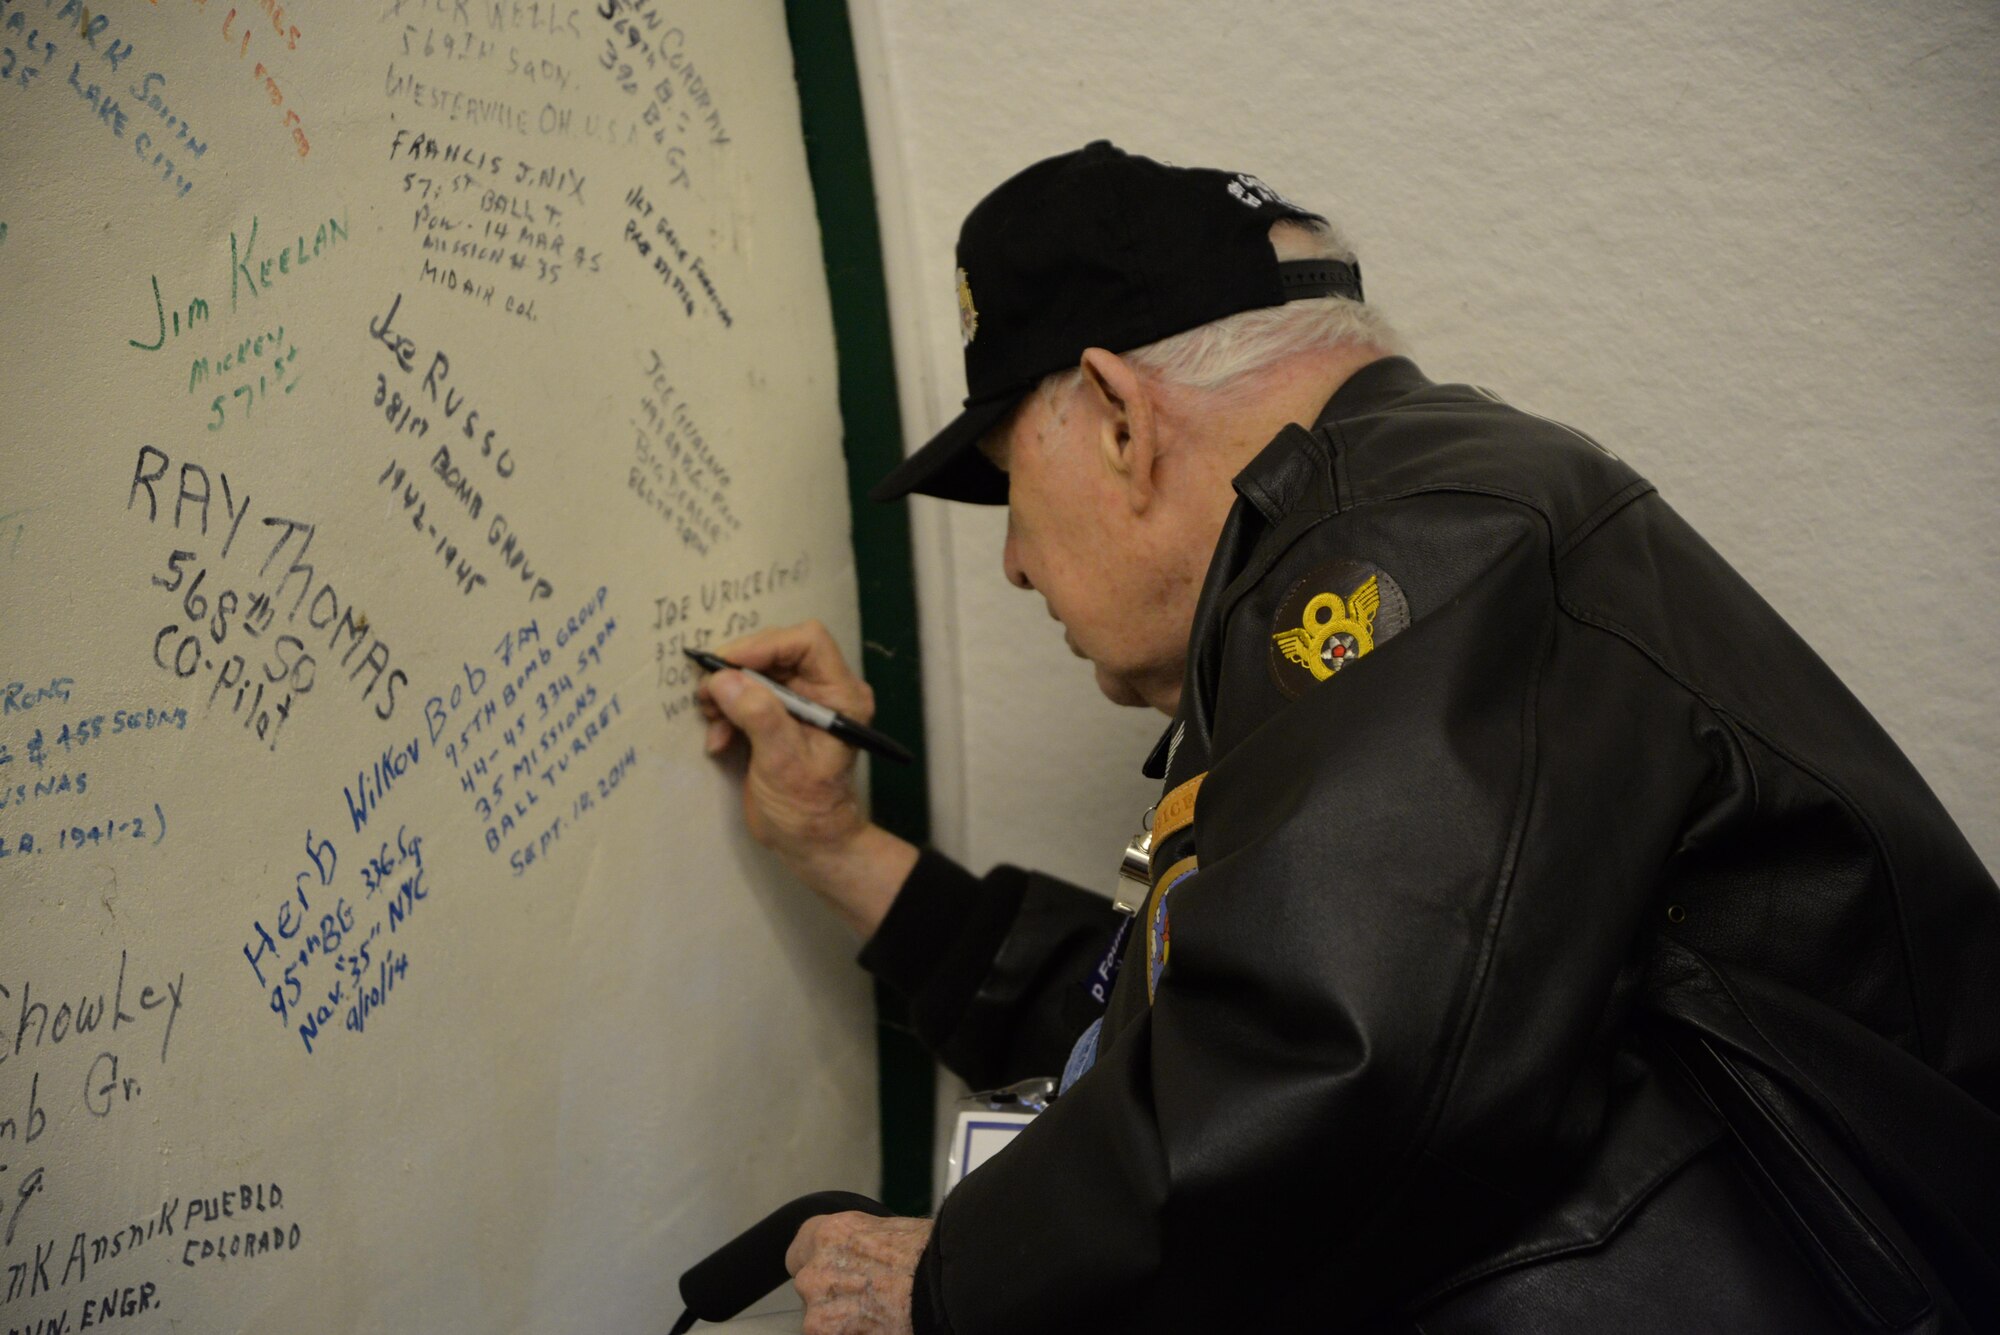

{"left": 1554, "top": 478, "right": 1656, "bottom": 560}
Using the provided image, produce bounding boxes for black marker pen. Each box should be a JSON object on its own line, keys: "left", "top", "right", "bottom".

{"left": 684, "top": 648, "right": 914, "bottom": 765}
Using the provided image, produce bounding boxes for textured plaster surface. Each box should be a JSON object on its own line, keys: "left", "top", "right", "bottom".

{"left": 853, "top": 0, "right": 1999, "bottom": 888}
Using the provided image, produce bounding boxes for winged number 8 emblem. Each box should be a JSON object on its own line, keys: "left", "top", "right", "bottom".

{"left": 1272, "top": 575, "right": 1382, "bottom": 680}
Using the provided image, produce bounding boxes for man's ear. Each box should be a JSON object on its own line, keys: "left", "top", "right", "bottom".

{"left": 1079, "top": 348, "right": 1158, "bottom": 513}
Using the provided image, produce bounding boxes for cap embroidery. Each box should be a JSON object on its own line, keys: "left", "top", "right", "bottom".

{"left": 1227, "top": 172, "right": 1301, "bottom": 212}
{"left": 956, "top": 267, "right": 979, "bottom": 346}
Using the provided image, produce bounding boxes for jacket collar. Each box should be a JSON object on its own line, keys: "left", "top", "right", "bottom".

{"left": 1145, "top": 356, "right": 1432, "bottom": 779}
{"left": 1232, "top": 355, "right": 1431, "bottom": 524}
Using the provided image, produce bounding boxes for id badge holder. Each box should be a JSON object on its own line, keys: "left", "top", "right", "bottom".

{"left": 944, "top": 1077, "right": 1055, "bottom": 1193}
{"left": 945, "top": 806, "right": 1158, "bottom": 1193}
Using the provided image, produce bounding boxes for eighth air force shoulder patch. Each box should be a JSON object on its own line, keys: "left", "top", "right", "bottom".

{"left": 1268, "top": 557, "right": 1410, "bottom": 698}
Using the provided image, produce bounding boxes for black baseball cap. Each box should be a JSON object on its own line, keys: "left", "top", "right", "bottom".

{"left": 869, "top": 141, "right": 1360, "bottom": 504}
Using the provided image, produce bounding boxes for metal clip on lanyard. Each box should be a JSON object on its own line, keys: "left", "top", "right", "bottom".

{"left": 964, "top": 1076, "right": 1058, "bottom": 1114}
{"left": 1113, "top": 805, "right": 1156, "bottom": 915}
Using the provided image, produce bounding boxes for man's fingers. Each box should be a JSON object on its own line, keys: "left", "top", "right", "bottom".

{"left": 785, "top": 1214, "right": 826, "bottom": 1278}
{"left": 719, "top": 619, "right": 847, "bottom": 679}
{"left": 704, "top": 719, "right": 732, "bottom": 755}
{"left": 787, "top": 1213, "right": 927, "bottom": 1335}
{"left": 707, "top": 671, "right": 796, "bottom": 749}
{"left": 716, "top": 620, "right": 874, "bottom": 721}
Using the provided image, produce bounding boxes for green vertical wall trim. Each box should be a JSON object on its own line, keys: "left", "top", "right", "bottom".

{"left": 784, "top": 0, "right": 937, "bottom": 1216}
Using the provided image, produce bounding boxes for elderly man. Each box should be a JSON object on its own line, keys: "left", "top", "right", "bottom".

{"left": 699, "top": 143, "right": 2000, "bottom": 1333}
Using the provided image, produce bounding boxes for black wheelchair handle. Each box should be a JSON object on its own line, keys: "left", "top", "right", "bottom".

{"left": 671, "top": 1190, "right": 895, "bottom": 1332}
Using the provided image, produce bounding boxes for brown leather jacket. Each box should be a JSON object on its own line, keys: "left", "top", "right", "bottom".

{"left": 862, "top": 358, "right": 2000, "bottom": 1332}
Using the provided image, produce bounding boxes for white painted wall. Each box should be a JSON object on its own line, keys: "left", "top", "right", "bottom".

{"left": 851, "top": 0, "right": 2000, "bottom": 895}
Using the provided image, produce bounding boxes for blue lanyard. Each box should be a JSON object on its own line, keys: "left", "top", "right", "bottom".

{"left": 1083, "top": 912, "right": 1135, "bottom": 1009}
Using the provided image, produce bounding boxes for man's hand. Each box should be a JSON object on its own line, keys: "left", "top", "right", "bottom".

{"left": 786, "top": 1211, "right": 932, "bottom": 1335}
{"left": 696, "top": 620, "right": 918, "bottom": 938}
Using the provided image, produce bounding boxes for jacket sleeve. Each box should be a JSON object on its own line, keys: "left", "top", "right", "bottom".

{"left": 859, "top": 847, "right": 1126, "bottom": 1090}
{"left": 917, "top": 499, "right": 1732, "bottom": 1330}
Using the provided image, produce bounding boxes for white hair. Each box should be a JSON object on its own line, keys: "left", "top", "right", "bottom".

{"left": 1038, "top": 219, "right": 1399, "bottom": 413}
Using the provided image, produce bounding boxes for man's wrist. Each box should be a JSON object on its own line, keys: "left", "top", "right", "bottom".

{"left": 788, "top": 821, "right": 919, "bottom": 939}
